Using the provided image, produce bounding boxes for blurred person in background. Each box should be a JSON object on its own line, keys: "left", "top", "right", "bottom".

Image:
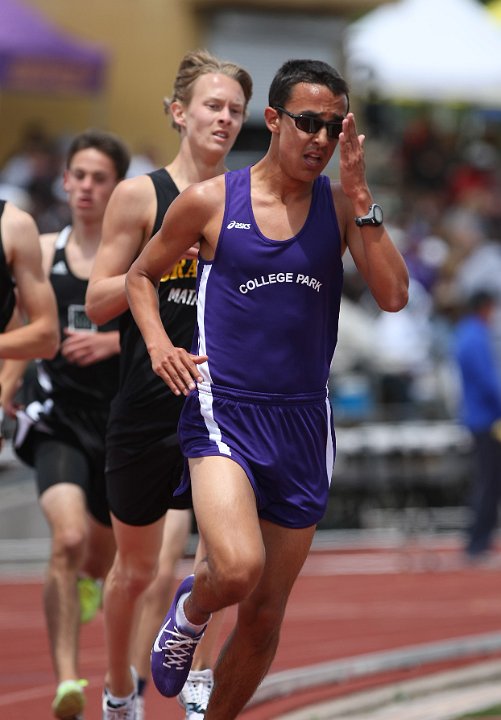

{"left": 0, "top": 199, "right": 59, "bottom": 448}
{"left": 0, "top": 123, "right": 56, "bottom": 189}
{"left": 453, "top": 289, "right": 501, "bottom": 560}
{"left": 0, "top": 200, "right": 59, "bottom": 361}
{"left": 436, "top": 206, "right": 501, "bottom": 370}
{"left": 447, "top": 139, "right": 499, "bottom": 218}
{"left": 86, "top": 49, "right": 252, "bottom": 720}
{"left": 399, "top": 111, "right": 452, "bottom": 196}
{"left": 371, "top": 277, "right": 435, "bottom": 417}
{"left": 0, "top": 123, "right": 70, "bottom": 233}
{"left": 0, "top": 129, "right": 130, "bottom": 720}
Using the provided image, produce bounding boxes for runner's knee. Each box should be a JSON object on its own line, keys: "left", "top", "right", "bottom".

{"left": 51, "top": 526, "right": 88, "bottom": 568}
{"left": 210, "top": 547, "right": 265, "bottom": 604}
{"left": 112, "top": 554, "right": 158, "bottom": 599}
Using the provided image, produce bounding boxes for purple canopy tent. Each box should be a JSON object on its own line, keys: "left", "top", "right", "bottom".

{"left": 0, "top": 0, "right": 107, "bottom": 94}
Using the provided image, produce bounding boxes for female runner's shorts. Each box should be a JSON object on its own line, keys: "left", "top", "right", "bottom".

{"left": 177, "top": 382, "right": 335, "bottom": 529}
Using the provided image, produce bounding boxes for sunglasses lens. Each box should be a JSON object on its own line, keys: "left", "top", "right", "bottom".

{"left": 295, "top": 115, "right": 342, "bottom": 138}
{"left": 296, "top": 116, "right": 316, "bottom": 134}
{"left": 327, "top": 123, "right": 343, "bottom": 139}
{"left": 285, "top": 108, "right": 343, "bottom": 139}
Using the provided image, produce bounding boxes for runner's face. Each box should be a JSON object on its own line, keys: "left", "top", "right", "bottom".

{"left": 275, "top": 82, "right": 348, "bottom": 180}
{"left": 63, "top": 148, "right": 119, "bottom": 222}
{"left": 181, "top": 73, "right": 246, "bottom": 160}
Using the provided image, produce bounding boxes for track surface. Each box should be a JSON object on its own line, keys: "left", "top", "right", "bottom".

{"left": 2, "top": 540, "right": 501, "bottom": 719}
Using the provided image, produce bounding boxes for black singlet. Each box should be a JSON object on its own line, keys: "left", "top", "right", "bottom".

{"left": 107, "top": 168, "right": 197, "bottom": 437}
{"left": 0, "top": 200, "right": 16, "bottom": 333}
{"left": 36, "top": 226, "right": 119, "bottom": 408}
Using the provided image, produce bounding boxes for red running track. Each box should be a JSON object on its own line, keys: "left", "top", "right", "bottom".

{"left": 1, "top": 540, "right": 501, "bottom": 719}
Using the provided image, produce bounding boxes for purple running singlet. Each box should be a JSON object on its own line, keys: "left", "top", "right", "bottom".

{"left": 178, "top": 165, "right": 344, "bottom": 528}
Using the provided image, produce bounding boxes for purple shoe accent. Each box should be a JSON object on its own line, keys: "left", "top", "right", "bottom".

{"left": 150, "top": 575, "right": 207, "bottom": 697}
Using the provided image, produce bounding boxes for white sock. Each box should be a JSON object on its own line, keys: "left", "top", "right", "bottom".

{"left": 175, "top": 592, "right": 210, "bottom": 636}
{"left": 188, "top": 668, "right": 213, "bottom": 681}
{"left": 105, "top": 687, "right": 135, "bottom": 706}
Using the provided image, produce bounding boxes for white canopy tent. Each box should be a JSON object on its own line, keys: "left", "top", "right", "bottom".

{"left": 344, "top": 0, "right": 501, "bottom": 107}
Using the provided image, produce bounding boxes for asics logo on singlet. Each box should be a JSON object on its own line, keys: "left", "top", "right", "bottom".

{"left": 227, "top": 220, "right": 251, "bottom": 230}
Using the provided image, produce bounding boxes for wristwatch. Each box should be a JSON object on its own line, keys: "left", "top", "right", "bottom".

{"left": 354, "top": 203, "right": 383, "bottom": 227}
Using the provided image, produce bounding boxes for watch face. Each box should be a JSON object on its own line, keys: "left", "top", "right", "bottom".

{"left": 355, "top": 204, "right": 384, "bottom": 227}
{"left": 373, "top": 204, "right": 383, "bottom": 224}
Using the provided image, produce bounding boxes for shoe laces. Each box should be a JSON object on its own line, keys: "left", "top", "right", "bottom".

{"left": 179, "top": 670, "right": 214, "bottom": 715}
{"left": 161, "top": 626, "right": 203, "bottom": 670}
{"left": 198, "top": 672, "right": 213, "bottom": 710}
{"left": 179, "top": 678, "right": 199, "bottom": 705}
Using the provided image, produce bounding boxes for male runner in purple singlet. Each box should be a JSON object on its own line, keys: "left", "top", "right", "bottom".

{"left": 126, "top": 58, "right": 409, "bottom": 719}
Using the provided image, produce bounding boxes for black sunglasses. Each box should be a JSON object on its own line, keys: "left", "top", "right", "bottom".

{"left": 274, "top": 106, "right": 344, "bottom": 139}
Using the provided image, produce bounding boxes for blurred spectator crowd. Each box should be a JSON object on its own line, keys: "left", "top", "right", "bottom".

{"left": 333, "top": 105, "right": 501, "bottom": 426}
{"left": 0, "top": 122, "right": 159, "bottom": 234}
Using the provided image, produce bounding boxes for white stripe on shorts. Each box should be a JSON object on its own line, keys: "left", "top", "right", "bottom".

{"left": 325, "top": 393, "right": 334, "bottom": 487}
{"left": 196, "top": 265, "right": 231, "bottom": 457}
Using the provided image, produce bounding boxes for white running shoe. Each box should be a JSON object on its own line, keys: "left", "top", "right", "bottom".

{"left": 102, "top": 667, "right": 137, "bottom": 720}
{"left": 134, "top": 695, "right": 145, "bottom": 720}
{"left": 178, "top": 669, "right": 214, "bottom": 719}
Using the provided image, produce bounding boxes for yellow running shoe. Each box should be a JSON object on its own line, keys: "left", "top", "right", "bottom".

{"left": 78, "top": 577, "right": 102, "bottom": 624}
{"left": 52, "top": 678, "right": 88, "bottom": 719}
